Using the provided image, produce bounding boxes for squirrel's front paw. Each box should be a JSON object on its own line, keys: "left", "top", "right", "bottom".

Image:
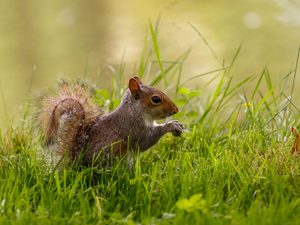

{"left": 167, "top": 120, "right": 184, "bottom": 137}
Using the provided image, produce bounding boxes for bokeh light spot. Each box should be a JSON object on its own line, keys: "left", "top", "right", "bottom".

{"left": 243, "top": 12, "right": 261, "bottom": 29}
{"left": 57, "top": 8, "right": 76, "bottom": 27}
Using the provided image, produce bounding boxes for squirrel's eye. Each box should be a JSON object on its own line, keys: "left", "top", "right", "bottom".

{"left": 152, "top": 96, "right": 161, "bottom": 104}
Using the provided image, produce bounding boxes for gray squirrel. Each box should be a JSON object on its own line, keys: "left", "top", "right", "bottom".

{"left": 36, "top": 76, "right": 184, "bottom": 167}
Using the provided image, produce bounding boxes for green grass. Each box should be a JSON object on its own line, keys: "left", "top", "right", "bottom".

{"left": 1, "top": 20, "right": 300, "bottom": 224}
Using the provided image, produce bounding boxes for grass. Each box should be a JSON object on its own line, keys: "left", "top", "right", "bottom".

{"left": 1, "top": 20, "right": 300, "bottom": 224}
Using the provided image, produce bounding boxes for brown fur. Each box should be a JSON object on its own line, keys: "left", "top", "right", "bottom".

{"left": 36, "top": 76, "right": 184, "bottom": 168}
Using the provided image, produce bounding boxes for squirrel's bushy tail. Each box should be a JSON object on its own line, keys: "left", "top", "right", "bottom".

{"left": 36, "top": 77, "right": 101, "bottom": 163}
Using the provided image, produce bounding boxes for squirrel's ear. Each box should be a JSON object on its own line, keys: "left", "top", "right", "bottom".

{"left": 129, "top": 78, "right": 141, "bottom": 100}
{"left": 133, "top": 76, "right": 143, "bottom": 85}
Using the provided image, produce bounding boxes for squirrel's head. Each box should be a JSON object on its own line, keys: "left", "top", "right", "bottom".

{"left": 128, "top": 76, "right": 178, "bottom": 121}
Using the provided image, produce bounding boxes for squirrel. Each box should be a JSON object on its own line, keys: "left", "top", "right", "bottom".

{"left": 36, "top": 76, "right": 184, "bottom": 168}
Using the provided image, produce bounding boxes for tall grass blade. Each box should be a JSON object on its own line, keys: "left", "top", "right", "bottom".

{"left": 83, "top": 52, "right": 90, "bottom": 78}
{"left": 187, "top": 21, "right": 223, "bottom": 67}
{"left": 258, "top": 90, "right": 271, "bottom": 114}
{"left": 149, "top": 19, "right": 167, "bottom": 87}
{"left": 26, "top": 65, "right": 36, "bottom": 101}
{"left": 251, "top": 69, "right": 265, "bottom": 100}
{"left": 291, "top": 44, "right": 300, "bottom": 102}
{"left": 227, "top": 43, "right": 242, "bottom": 75}
{"left": 281, "top": 92, "right": 300, "bottom": 113}
{"left": 179, "top": 68, "right": 224, "bottom": 88}
{"left": 23, "top": 65, "right": 36, "bottom": 127}
{"left": 154, "top": 13, "right": 161, "bottom": 36}
{"left": 264, "top": 66, "right": 276, "bottom": 102}
{"left": 254, "top": 84, "right": 278, "bottom": 114}
{"left": 199, "top": 72, "right": 226, "bottom": 124}
{"left": 261, "top": 102, "right": 290, "bottom": 128}
{"left": 148, "top": 53, "right": 188, "bottom": 87}
{"left": 0, "top": 78, "right": 7, "bottom": 117}
{"left": 175, "top": 48, "right": 191, "bottom": 91}
{"left": 138, "top": 30, "right": 148, "bottom": 78}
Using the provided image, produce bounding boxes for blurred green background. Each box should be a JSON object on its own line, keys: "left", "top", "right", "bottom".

{"left": 1, "top": 0, "right": 300, "bottom": 129}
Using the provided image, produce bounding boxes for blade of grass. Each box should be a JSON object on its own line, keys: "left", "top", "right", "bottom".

{"left": 254, "top": 84, "right": 278, "bottom": 114}
{"left": 148, "top": 51, "right": 188, "bottom": 87}
{"left": 154, "top": 13, "right": 161, "bottom": 36}
{"left": 0, "top": 78, "right": 7, "bottom": 117}
{"left": 226, "top": 43, "right": 242, "bottom": 76}
{"left": 291, "top": 44, "right": 300, "bottom": 102}
{"left": 251, "top": 68, "right": 265, "bottom": 100}
{"left": 258, "top": 90, "right": 271, "bottom": 114}
{"left": 83, "top": 52, "right": 90, "bottom": 78}
{"left": 264, "top": 66, "right": 276, "bottom": 102}
{"left": 187, "top": 21, "right": 223, "bottom": 67}
{"left": 117, "top": 49, "right": 126, "bottom": 99}
{"left": 26, "top": 65, "right": 36, "bottom": 101}
{"left": 208, "top": 75, "right": 256, "bottom": 123}
{"left": 261, "top": 101, "right": 290, "bottom": 129}
{"left": 199, "top": 71, "right": 226, "bottom": 124}
{"left": 138, "top": 30, "right": 148, "bottom": 79}
{"left": 23, "top": 65, "right": 36, "bottom": 127}
{"left": 281, "top": 92, "right": 300, "bottom": 113}
{"left": 96, "top": 67, "right": 106, "bottom": 88}
{"left": 149, "top": 19, "right": 167, "bottom": 87}
{"left": 224, "top": 74, "right": 259, "bottom": 101}
{"left": 175, "top": 48, "right": 192, "bottom": 98}
{"left": 179, "top": 68, "right": 224, "bottom": 88}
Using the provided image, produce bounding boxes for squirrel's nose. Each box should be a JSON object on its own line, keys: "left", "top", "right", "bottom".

{"left": 172, "top": 106, "right": 178, "bottom": 115}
